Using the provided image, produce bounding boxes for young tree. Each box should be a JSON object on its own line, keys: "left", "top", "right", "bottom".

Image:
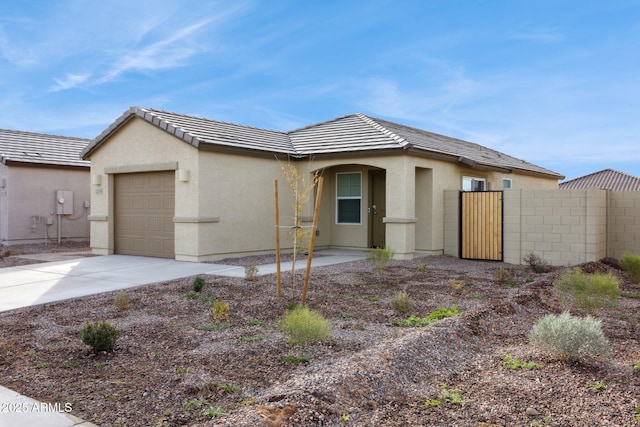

{"left": 275, "top": 160, "right": 321, "bottom": 300}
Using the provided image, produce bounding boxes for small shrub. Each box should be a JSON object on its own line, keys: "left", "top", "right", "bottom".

{"left": 202, "top": 406, "right": 227, "bottom": 418}
{"left": 523, "top": 252, "right": 551, "bottom": 273}
{"left": 216, "top": 382, "right": 240, "bottom": 393}
{"left": 199, "top": 322, "right": 230, "bottom": 331}
{"left": 245, "top": 265, "right": 259, "bottom": 281}
{"left": 192, "top": 276, "right": 205, "bottom": 293}
{"left": 185, "top": 291, "right": 198, "bottom": 300}
{"left": 248, "top": 319, "right": 264, "bottom": 326}
{"left": 425, "top": 398, "right": 441, "bottom": 407}
{"left": 494, "top": 268, "right": 511, "bottom": 284}
{"left": 397, "top": 305, "right": 459, "bottom": 327}
{"left": 450, "top": 279, "right": 467, "bottom": 291}
{"left": 391, "top": 290, "right": 413, "bottom": 313}
{"left": 619, "top": 253, "right": 640, "bottom": 283}
{"left": 367, "top": 246, "right": 395, "bottom": 273}
{"left": 416, "top": 264, "right": 428, "bottom": 272}
{"left": 439, "top": 384, "right": 464, "bottom": 405}
{"left": 279, "top": 305, "right": 330, "bottom": 344}
{"left": 212, "top": 299, "right": 230, "bottom": 320}
{"left": 503, "top": 354, "right": 541, "bottom": 370}
{"left": 529, "top": 312, "right": 610, "bottom": 362}
{"left": 114, "top": 293, "right": 130, "bottom": 311}
{"left": 240, "top": 334, "right": 264, "bottom": 343}
{"left": 279, "top": 354, "right": 312, "bottom": 365}
{"left": 633, "top": 361, "right": 640, "bottom": 373}
{"left": 584, "top": 380, "right": 607, "bottom": 391}
{"left": 80, "top": 321, "right": 120, "bottom": 352}
{"left": 555, "top": 268, "right": 620, "bottom": 312}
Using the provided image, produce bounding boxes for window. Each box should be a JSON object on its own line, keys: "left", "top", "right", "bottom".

{"left": 462, "top": 176, "right": 486, "bottom": 191}
{"left": 502, "top": 178, "right": 512, "bottom": 189}
{"left": 336, "top": 172, "right": 361, "bottom": 223}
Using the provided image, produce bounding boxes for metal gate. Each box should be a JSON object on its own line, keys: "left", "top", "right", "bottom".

{"left": 460, "top": 191, "right": 503, "bottom": 261}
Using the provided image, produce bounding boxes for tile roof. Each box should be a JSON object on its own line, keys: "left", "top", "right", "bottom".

{"left": 0, "top": 128, "right": 90, "bottom": 168}
{"left": 559, "top": 169, "right": 640, "bottom": 191}
{"left": 82, "top": 107, "right": 563, "bottom": 179}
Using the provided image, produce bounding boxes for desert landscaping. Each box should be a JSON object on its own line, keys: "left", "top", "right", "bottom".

{"left": 0, "top": 243, "right": 639, "bottom": 426}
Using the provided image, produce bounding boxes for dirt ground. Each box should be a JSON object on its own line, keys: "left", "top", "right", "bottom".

{"left": 0, "top": 243, "right": 639, "bottom": 426}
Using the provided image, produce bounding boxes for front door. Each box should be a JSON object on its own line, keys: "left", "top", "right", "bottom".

{"left": 370, "top": 171, "right": 386, "bottom": 248}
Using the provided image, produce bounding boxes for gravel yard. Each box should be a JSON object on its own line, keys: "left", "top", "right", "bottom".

{"left": 0, "top": 243, "right": 639, "bottom": 426}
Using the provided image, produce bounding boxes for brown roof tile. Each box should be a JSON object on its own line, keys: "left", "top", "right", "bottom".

{"left": 559, "top": 169, "right": 640, "bottom": 191}
{"left": 82, "top": 107, "right": 563, "bottom": 179}
{"left": 0, "top": 129, "right": 90, "bottom": 168}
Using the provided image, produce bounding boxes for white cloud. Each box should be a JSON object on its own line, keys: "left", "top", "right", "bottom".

{"left": 97, "top": 19, "right": 213, "bottom": 84}
{"left": 50, "top": 72, "right": 91, "bottom": 92}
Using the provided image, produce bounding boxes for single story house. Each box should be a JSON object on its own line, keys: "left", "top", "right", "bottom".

{"left": 0, "top": 129, "right": 91, "bottom": 245}
{"left": 559, "top": 169, "right": 640, "bottom": 191}
{"left": 81, "top": 107, "right": 563, "bottom": 261}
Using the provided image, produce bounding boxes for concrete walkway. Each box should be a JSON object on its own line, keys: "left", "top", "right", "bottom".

{"left": 0, "top": 249, "right": 366, "bottom": 427}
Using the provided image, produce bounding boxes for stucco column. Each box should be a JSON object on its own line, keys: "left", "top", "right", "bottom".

{"left": 384, "top": 158, "right": 416, "bottom": 259}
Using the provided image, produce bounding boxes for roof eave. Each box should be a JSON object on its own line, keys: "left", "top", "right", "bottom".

{"left": 198, "top": 142, "right": 300, "bottom": 159}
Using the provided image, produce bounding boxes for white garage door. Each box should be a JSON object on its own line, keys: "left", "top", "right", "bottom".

{"left": 114, "top": 171, "right": 175, "bottom": 258}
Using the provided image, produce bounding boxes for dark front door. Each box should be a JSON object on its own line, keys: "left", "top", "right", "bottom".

{"left": 370, "top": 171, "right": 386, "bottom": 248}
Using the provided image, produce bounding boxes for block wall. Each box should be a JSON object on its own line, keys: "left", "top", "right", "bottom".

{"left": 607, "top": 191, "right": 640, "bottom": 259}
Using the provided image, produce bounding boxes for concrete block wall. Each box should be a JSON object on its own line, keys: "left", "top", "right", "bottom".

{"left": 444, "top": 189, "right": 640, "bottom": 266}
{"left": 443, "top": 190, "right": 459, "bottom": 257}
{"left": 503, "top": 189, "right": 607, "bottom": 266}
{"left": 607, "top": 191, "right": 640, "bottom": 259}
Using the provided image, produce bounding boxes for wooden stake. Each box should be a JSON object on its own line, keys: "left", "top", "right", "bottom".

{"left": 301, "top": 176, "right": 323, "bottom": 303}
{"left": 274, "top": 179, "right": 282, "bottom": 297}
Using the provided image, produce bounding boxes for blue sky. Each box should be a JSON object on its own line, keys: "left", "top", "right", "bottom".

{"left": 1, "top": 0, "right": 638, "bottom": 181}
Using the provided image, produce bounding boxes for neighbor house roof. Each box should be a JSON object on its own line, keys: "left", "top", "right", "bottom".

{"left": 81, "top": 107, "right": 563, "bottom": 179}
{"left": 559, "top": 169, "right": 640, "bottom": 191}
{"left": 0, "top": 129, "right": 90, "bottom": 168}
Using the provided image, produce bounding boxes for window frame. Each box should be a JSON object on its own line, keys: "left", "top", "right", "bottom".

{"left": 502, "top": 178, "right": 512, "bottom": 189}
{"left": 462, "top": 176, "right": 486, "bottom": 192}
{"left": 336, "top": 172, "right": 362, "bottom": 224}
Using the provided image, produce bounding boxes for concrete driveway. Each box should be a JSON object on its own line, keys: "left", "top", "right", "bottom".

{"left": 0, "top": 250, "right": 367, "bottom": 313}
{"left": 0, "top": 255, "right": 244, "bottom": 313}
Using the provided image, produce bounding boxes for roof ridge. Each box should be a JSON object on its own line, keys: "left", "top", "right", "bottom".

{"left": 286, "top": 113, "right": 358, "bottom": 134}
{"left": 141, "top": 107, "right": 287, "bottom": 135}
{"left": 355, "top": 113, "right": 409, "bottom": 147}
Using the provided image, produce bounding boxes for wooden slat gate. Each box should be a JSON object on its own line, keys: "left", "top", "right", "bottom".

{"left": 460, "top": 191, "right": 503, "bottom": 261}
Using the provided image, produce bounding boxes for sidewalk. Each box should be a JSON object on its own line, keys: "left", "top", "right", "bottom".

{"left": 0, "top": 249, "right": 366, "bottom": 427}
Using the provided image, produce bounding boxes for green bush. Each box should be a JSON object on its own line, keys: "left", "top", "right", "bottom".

{"left": 279, "top": 305, "right": 330, "bottom": 344}
{"left": 212, "top": 299, "right": 229, "bottom": 320}
{"left": 192, "top": 276, "right": 206, "bottom": 293}
{"left": 555, "top": 268, "right": 620, "bottom": 312}
{"left": 397, "top": 305, "right": 459, "bottom": 327}
{"left": 529, "top": 312, "right": 610, "bottom": 362}
{"left": 391, "top": 290, "right": 413, "bottom": 313}
{"left": 367, "top": 247, "right": 395, "bottom": 273}
{"left": 80, "top": 321, "right": 120, "bottom": 352}
{"left": 619, "top": 253, "right": 640, "bottom": 283}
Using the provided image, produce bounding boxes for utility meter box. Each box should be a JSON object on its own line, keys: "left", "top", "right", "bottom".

{"left": 56, "top": 190, "right": 74, "bottom": 215}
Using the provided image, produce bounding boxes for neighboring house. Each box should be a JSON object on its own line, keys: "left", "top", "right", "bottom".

{"left": 0, "top": 129, "right": 91, "bottom": 245}
{"left": 559, "top": 169, "right": 640, "bottom": 191}
{"left": 81, "top": 107, "right": 563, "bottom": 261}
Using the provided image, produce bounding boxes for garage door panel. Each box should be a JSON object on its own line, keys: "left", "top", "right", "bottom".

{"left": 148, "top": 195, "right": 162, "bottom": 209}
{"left": 148, "top": 217, "right": 162, "bottom": 231}
{"left": 115, "top": 171, "right": 175, "bottom": 258}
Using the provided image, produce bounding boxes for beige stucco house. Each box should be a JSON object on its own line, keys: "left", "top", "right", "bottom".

{"left": 80, "top": 107, "right": 563, "bottom": 261}
{"left": 0, "top": 129, "right": 91, "bottom": 245}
